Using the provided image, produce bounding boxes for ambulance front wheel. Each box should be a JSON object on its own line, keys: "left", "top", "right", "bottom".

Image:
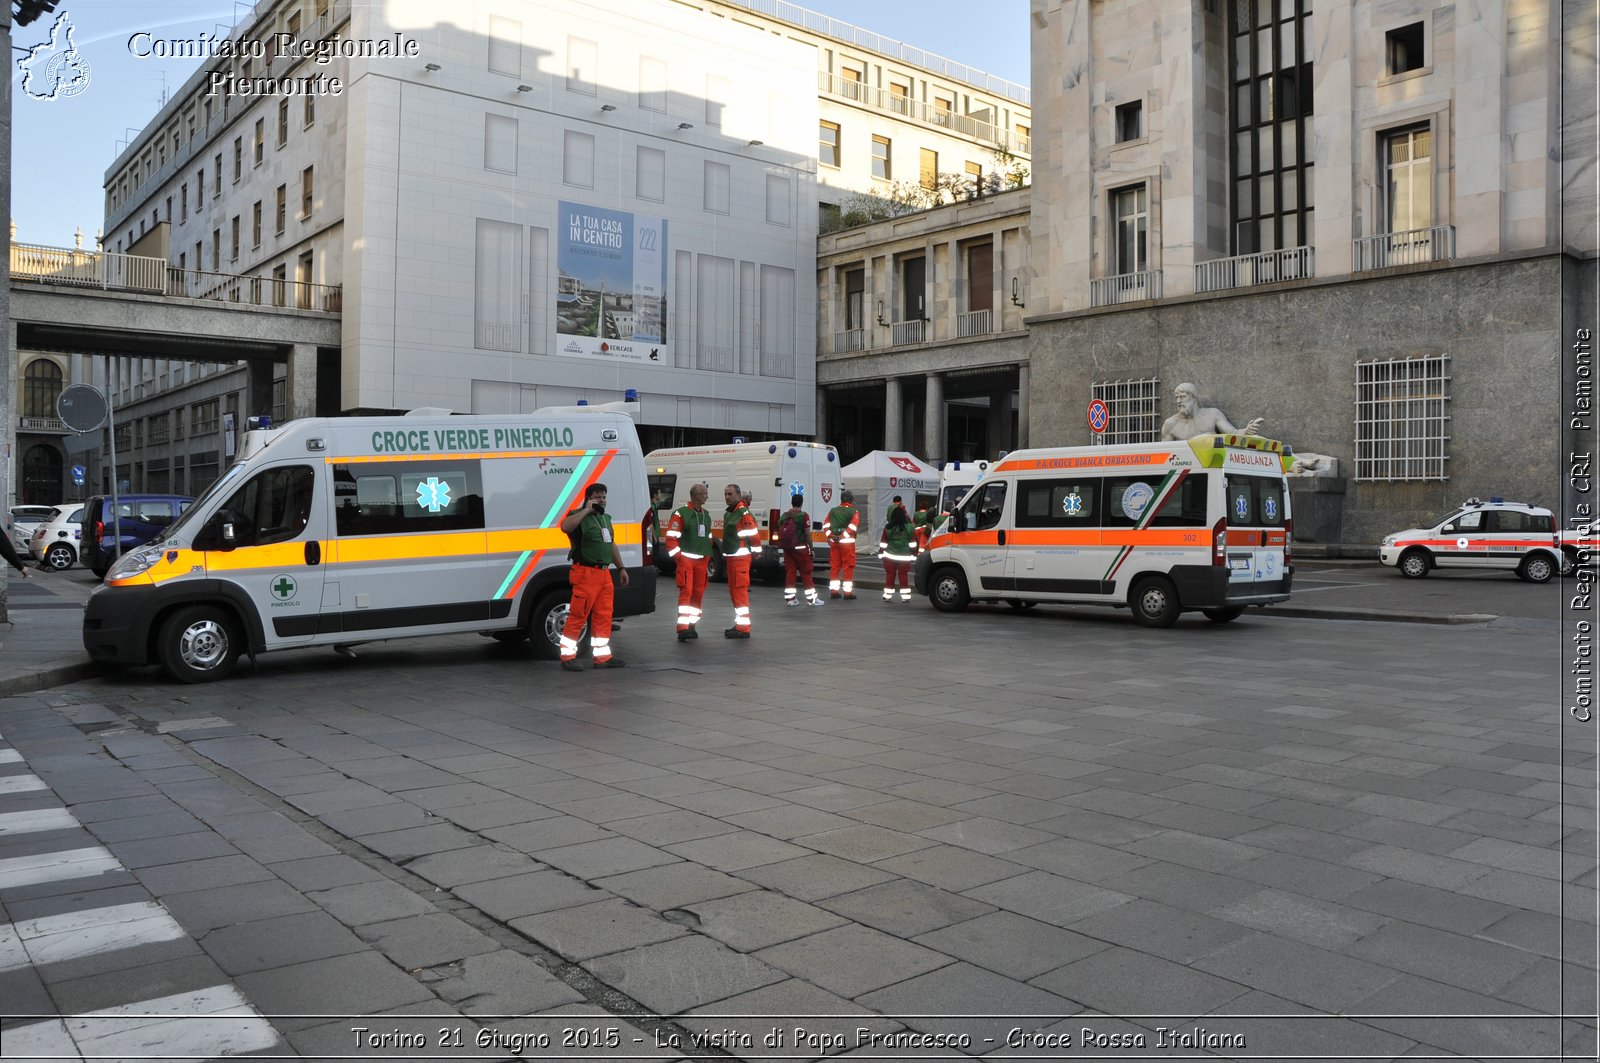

{"left": 1398, "top": 549, "right": 1431, "bottom": 579}
{"left": 929, "top": 567, "right": 970, "bottom": 613}
{"left": 158, "top": 605, "right": 242, "bottom": 683}
{"left": 1130, "top": 576, "right": 1181, "bottom": 628}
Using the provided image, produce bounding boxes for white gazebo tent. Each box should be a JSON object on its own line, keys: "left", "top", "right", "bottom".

{"left": 839, "top": 451, "right": 940, "bottom": 553}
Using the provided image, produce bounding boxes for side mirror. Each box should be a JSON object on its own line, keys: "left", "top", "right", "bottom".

{"left": 216, "top": 510, "right": 238, "bottom": 551}
{"left": 1441, "top": 523, "right": 1454, "bottom": 533}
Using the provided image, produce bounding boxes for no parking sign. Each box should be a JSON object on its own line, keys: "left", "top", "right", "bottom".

{"left": 1087, "top": 399, "right": 1111, "bottom": 435}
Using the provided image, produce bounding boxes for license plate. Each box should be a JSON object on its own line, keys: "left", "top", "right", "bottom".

{"left": 1229, "top": 557, "right": 1251, "bottom": 572}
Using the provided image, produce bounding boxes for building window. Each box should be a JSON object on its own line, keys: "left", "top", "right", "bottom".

{"left": 180, "top": 183, "right": 188, "bottom": 222}
{"left": 277, "top": 100, "right": 289, "bottom": 146}
{"left": 844, "top": 268, "right": 865, "bottom": 331}
{"left": 484, "top": 113, "right": 517, "bottom": 174}
{"left": 213, "top": 153, "right": 222, "bottom": 194}
{"left": 275, "top": 185, "right": 287, "bottom": 233}
{"left": 871, "top": 135, "right": 891, "bottom": 181}
{"left": 889, "top": 82, "right": 910, "bottom": 114}
{"left": 253, "top": 119, "right": 265, "bottom": 165}
{"left": 1113, "top": 185, "right": 1148, "bottom": 274}
{"left": 1383, "top": 126, "right": 1432, "bottom": 233}
{"left": 272, "top": 263, "right": 287, "bottom": 306}
{"left": 1229, "top": 0, "right": 1314, "bottom": 253}
{"left": 933, "top": 97, "right": 952, "bottom": 126}
{"left": 1355, "top": 355, "right": 1449, "bottom": 480}
{"left": 637, "top": 145, "right": 665, "bottom": 201}
{"left": 563, "top": 130, "right": 595, "bottom": 187}
{"left": 194, "top": 240, "right": 203, "bottom": 271}
{"left": 287, "top": 10, "right": 301, "bottom": 38}
{"left": 838, "top": 65, "right": 864, "bottom": 101}
{"left": 1090, "top": 377, "right": 1162, "bottom": 445}
{"left": 567, "top": 37, "right": 597, "bottom": 94}
{"left": 301, "top": 166, "right": 314, "bottom": 217}
{"left": 474, "top": 218, "right": 522, "bottom": 351}
{"left": 705, "top": 74, "right": 730, "bottom": 127}
{"left": 965, "top": 160, "right": 983, "bottom": 196}
{"left": 765, "top": 174, "right": 790, "bottom": 226}
{"left": 230, "top": 215, "right": 240, "bottom": 261}
{"left": 819, "top": 121, "right": 840, "bottom": 168}
{"left": 233, "top": 137, "right": 242, "bottom": 182}
{"left": 704, "top": 160, "right": 730, "bottom": 214}
{"left": 1115, "top": 100, "right": 1143, "bottom": 142}
{"left": 197, "top": 167, "right": 205, "bottom": 201}
{"left": 920, "top": 148, "right": 938, "bottom": 190}
{"left": 639, "top": 56, "right": 667, "bottom": 111}
{"left": 296, "top": 251, "right": 313, "bottom": 308}
{"left": 211, "top": 228, "right": 221, "bottom": 269}
{"left": 252, "top": 201, "right": 262, "bottom": 247}
{"left": 489, "top": 15, "right": 521, "bottom": 76}
{"left": 304, "top": 93, "right": 315, "bottom": 128}
{"left": 1386, "top": 23, "right": 1425, "bottom": 75}
{"left": 22, "top": 359, "right": 62, "bottom": 418}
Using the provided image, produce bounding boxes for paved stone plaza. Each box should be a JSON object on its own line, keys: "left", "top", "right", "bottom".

{"left": 0, "top": 581, "right": 1594, "bottom": 1061}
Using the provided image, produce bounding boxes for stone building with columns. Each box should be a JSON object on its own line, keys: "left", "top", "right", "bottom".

{"left": 817, "top": 188, "right": 1031, "bottom": 464}
{"left": 1023, "top": 0, "right": 1596, "bottom": 543}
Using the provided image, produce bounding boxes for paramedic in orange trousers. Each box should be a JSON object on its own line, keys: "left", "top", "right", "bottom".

{"left": 666, "top": 482, "right": 713, "bottom": 641}
{"left": 721, "top": 483, "right": 760, "bottom": 638}
{"left": 780, "top": 494, "right": 824, "bottom": 606}
{"left": 557, "top": 483, "right": 628, "bottom": 671}
{"left": 823, "top": 489, "right": 861, "bottom": 599}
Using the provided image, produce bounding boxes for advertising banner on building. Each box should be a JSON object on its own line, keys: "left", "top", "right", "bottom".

{"left": 556, "top": 201, "right": 668, "bottom": 363}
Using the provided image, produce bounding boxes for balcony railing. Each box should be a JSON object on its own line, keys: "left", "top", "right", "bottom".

{"left": 817, "top": 72, "right": 1027, "bottom": 154}
{"left": 1195, "top": 246, "right": 1315, "bottom": 294}
{"left": 11, "top": 243, "right": 342, "bottom": 313}
{"left": 834, "top": 328, "right": 866, "bottom": 353}
{"left": 1352, "top": 225, "right": 1456, "bottom": 272}
{"left": 957, "top": 308, "right": 993, "bottom": 337}
{"left": 890, "top": 320, "right": 926, "bottom": 346}
{"left": 1090, "top": 270, "right": 1164, "bottom": 307}
{"left": 18, "top": 416, "right": 67, "bottom": 433}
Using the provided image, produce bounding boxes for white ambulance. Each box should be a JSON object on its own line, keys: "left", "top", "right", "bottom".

{"left": 914, "top": 434, "right": 1295, "bottom": 626}
{"left": 645, "top": 441, "right": 842, "bottom": 580}
{"left": 936, "top": 458, "right": 998, "bottom": 517}
{"left": 83, "top": 404, "right": 657, "bottom": 682}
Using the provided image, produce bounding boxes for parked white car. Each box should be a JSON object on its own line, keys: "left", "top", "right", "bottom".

{"left": 29, "top": 504, "right": 86, "bottom": 570}
{"left": 1379, "top": 498, "right": 1562, "bottom": 583}
{"left": 6, "top": 504, "right": 56, "bottom": 555}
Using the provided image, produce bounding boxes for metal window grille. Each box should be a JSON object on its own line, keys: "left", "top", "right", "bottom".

{"left": 1354, "top": 355, "right": 1450, "bottom": 480}
{"left": 1091, "top": 377, "right": 1162, "bottom": 445}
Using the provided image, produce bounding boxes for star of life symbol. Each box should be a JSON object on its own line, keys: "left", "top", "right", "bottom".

{"left": 1062, "top": 492, "right": 1083, "bottom": 515}
{"left": 1264, "top": 497, "right": 1278, "bottom": 520}
{"left": 416, "top": 476, "right": 452, "bottom": 513}
{"left": 1235, "top": 495, "right": 1249, "bottom": 520}
{"left": 18, "top": 12, "right": 93, "bottom": 102}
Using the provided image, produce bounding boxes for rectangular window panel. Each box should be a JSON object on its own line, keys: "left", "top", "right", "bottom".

{"left": 567, "top": 37, "right": 597, "bottom": 94}
{"left": 704, "top": 161, "right": 730, "bottom": 214}
{"left": 871, "top": 135, "right": 891, "bottom": 180}
{"left": 637, "top": 145, "right": 665, "bottom": 201}
{"left": 819, "top": 121, "right": 840, "bottom": 168}
{"left": 696, "top": 254, "right": 735, "bottom": 372}
{"left": 489, "top": 15, "right": 521, "bottom": 75}
{"left": 1090, "top": 377, "right": 1162, "bottom": 445}
{"left": 1355, "top": 355, "right": 1450, "bottom": 481}
{"left": 563, "top": 130, "right": 595, "bottom": 187}
{"left": 474, "top": 218, "right": 523, "bottom": 352}
{"left": 1385, "top": 126, "right": 1432, "bottom": 233}
{"left": 920, "top": 148, "right": 938, "bottom": 189}
{"left": 485, "top": 113, "right": 518, "bottom": 174}
{"left": 1113, "top": 186, "right": 1148, "bottom": 274}
{"left": 765, "top": 174, "right": 790, "bottom": 226}
{"left": 333, "top": 462, "right": 485, "bottom": 536}
{"left": 1016, "top": 480, "right": 1099, "bottom": 528}
{"left": 759, "top": 265, "right": 795, "bottom": 378}
{"left": 706, "top": 75, "right": 731, "bottom": 127}
{"left": 639, "top": 56, "right": 667, "bottom": 111}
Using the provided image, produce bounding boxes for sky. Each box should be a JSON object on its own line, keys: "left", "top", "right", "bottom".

{"left": 8, "top": 0, "right": 1030, "bottom": 249}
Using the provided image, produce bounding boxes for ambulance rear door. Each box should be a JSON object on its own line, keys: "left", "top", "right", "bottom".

{"left": 1222, "top": 467, "right": 1289, "bottom": 590}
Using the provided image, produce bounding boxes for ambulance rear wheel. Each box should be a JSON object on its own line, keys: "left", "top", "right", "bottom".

{"left": 1519, "top": 554, "right": 1555, "bottom": 584}
{"left": 158, "top": 606, "right": 242, "bottom": 684}
{"left": 1130, "top": 576, "right": 1181, "bottom": 628}
{"left": 1006, "top": 600, "right": 1037, "bottom": 610}
{"left": 1202, "top": 606, "right": 1245, "bottom": 623}
{"left": 929, "top": 567, "right": 969, "bottom": 613}
{"left": 530, "top": 588, "right": 586, "bottom": 661}
{"left": 1398, "top": 549, "right": 1431, "bottom": 579}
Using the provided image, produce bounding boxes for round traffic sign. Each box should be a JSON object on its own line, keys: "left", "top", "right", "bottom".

{"left": 57, "top": 384, "right": 108, "bottom": 432}
{"left": 1087, "top": 399, "right": 1111, "bottom": 434}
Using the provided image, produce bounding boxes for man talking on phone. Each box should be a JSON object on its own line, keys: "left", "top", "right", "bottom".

{"left": 557, "top": 483, "right": 630, "bottom": 672}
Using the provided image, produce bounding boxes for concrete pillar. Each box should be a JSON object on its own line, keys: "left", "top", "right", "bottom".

{"left": 987, "top": 389, "right": 1009, "bottom": 456}
{"left": 1016, "top": 363, "right": 1030, "bottom": 451}
{"left": 286, "top": 343, "right": 317, "bottom": 420}
{"left": 884, "top": 376, "right": 903, "bottom": 451}
{"left": 815, "top": 388, "right": 828, "bottom": 445}
{"left": 924, "top": 372, "right": 944, "bottom": 463}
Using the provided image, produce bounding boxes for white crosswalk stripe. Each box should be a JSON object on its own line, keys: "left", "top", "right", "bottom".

{"left": 0, "top": 738, "right": 284, "bottom": 1059}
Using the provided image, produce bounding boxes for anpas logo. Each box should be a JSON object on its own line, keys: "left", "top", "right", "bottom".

{"left": 18, "top": 11, "right": 92, "bottom": 102}
{"left": 537, "top": 457, "right": 575, "bottom": 476}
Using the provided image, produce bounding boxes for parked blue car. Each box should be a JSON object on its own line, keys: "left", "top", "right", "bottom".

{"left": 81, "top": 494, "right": 194, "bottom": 578}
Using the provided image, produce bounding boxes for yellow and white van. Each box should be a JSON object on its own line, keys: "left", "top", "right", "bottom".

{"left": 83, "top": 404, "right": 656, "bottom": 682}
{"left": 645, "top": 440, "right": 841, "bottom": 579}
{"left": 914, "top": 435, "right": 1294, "bottom": 626}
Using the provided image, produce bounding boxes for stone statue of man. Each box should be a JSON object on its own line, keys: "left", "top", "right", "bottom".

{"left": 1160, "top": 382, "right": 1263, "bottom": 440}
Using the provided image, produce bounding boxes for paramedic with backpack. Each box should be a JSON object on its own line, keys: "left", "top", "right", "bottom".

{"left": 823, "top": 489, "right": 861, "bottom": 600}
{"left": 780, "top": 494, "right": 823, "bottom": 607}
{"left": 666, "top": 482, "right": 713, "bottom": 641}
{"left": 557, "top": 483, "right": 629, "bottom": 671}
{"left": 721, "top": 483, "right": 760, "bottom": 638}
{"left": 880, "top": 503, "right": 918, "bottom": 601}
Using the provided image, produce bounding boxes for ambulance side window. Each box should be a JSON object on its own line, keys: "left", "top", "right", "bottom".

{"left": 1017, "top": 479, "right": 1094, "bottom": 528}
{"left": 332, "top": 462, "right": 484, "bottom": 536}
{"left": 969, "top": 482, "right": 1008, "bottom": 531}
{"left": 1454, "top": 511, "right": 1484, "bottom": 531}
{"left": 1102, "top": 475, "right": 1167, "bottom": 528}
{"left": 1149, "top": 473, "right": 1210, "bottom": 527}
{"left": 212, "top": 465, "right": 315, "bottom": 547}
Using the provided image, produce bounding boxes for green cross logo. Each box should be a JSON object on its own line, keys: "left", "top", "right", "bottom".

{"left": 271, "top": 575, "right": 298, "bottom": 601}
